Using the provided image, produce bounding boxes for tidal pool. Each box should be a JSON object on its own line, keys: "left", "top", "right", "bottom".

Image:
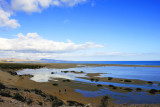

{"left": 75, "top": 88, "right": 160, "bottom": 104}
{"left": 17, "top": 66, "right": 160, "bottom": 104}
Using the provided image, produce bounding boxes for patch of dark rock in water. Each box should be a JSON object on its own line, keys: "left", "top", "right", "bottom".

{"left": 136, "top": 88, "right": 142, "bottom": 91}
{"left": 124, "top": 88, "right": 133, "bottom": 92}
{"left": 90, "top": 78, "right": 99, "bottom": 82}
{"left": 149, "top": 89, "right": 158, "bottom": 94}
{"left": 147, "top": 81, "right": 153, "bottom": 84}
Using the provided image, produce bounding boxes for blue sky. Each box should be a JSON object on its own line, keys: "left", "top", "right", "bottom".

{"left": 0, "top": 0, "right": 160, "bottom": 61}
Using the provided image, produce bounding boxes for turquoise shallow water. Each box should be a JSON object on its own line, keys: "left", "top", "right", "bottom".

{"left": 17, "top": 66, "right": 160, "bottom": 104}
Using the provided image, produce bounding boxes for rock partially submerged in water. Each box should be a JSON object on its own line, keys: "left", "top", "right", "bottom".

{"left": 90, "top": 78, "right": 99, "bottom": 82}
{"left": 149, "top": 89, "right": 158, "bottom": 94}
{"left": 61, "top": 70, "right": 84, "bottom": 74}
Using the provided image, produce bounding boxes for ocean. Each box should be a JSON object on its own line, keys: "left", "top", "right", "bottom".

{"left": 41, "top": 60, "right": 160, "bottom": 66}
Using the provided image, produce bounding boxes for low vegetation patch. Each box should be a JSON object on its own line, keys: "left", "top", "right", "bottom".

{"left": 24, "top": 89, "right": 30, "bottom": 92}
{"left": 124, "top": 80, "right": 132, "bottom": 82}
{"left": 136, "top": 88, "right": 142, "bottom": 91}
{"left": 38, "top": 102, "right": 43, "bottom": 106}
{"left": 108, "top": 77, "right": 113, "bottom": 80}
{"left": 147, "top": 81, "right": 153, "bottom": 84}
{"left": 52, "top": 100, "right": 64, "bottom": 107}
{"left": 13, "top": 93, "right": 26, "bottom": 102}
{"left": 62, "top": 79, "right": 71, "bottom": 82}
{"left": 100, "top": 96, "right": 109, "bottom": 107}
{"left": 90, "top": 78, "right": 99, "bottom": 82}
{"left": 67, "top": 101, "right": 84, "bottom": 106}
{"left": 0, "top": 91, "right": 12, "bottom": 97}
{"left": 61, "top": 71, "right": 69, "bottom": 73}
{"left": 32, "top": 89, "right": 46, "bottom": 97}
{"left": 51, "top": 72, "right": 54, "bottom": 74}
{"left": 112, "top": 86, "right": 117, "bottom": 89}
{"left": 124, "top": 88, "right": 133, "bottom": 92}
{"left": 9, "top": 88, "right": 18, "bottom": 90}
{"left": 149, "top": 89, "right": 158, "bottom": 94}
{"left": 27, "top": 98, "right": 33, "bottom": 105}
{"left": 109, "top": 85, "right": 114, "bottom": 87}
{"left": 0, "top": 82, "right": 6, "bottom": 89}
{"left": 90, "top": 78, "right": 95, "bottom": 81}
{"left": 7, "top": 71, "right": 17, "bottom": 76}
{"left": 80, "top": 71, "right": 84, "bottom": 73}
{"left": 0, "top": 98, "right": 3, "bottom": 102}
{"left": 97, "top": 84, "right": 103, "bottom": 87}
{"left": 53, "top": 83, "right": 58, "bottom": 86}
{"left": 0, "top": 63, "right": 43, "bottom": 70}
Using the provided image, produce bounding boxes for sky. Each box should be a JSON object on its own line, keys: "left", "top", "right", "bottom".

{"left": 0, "top": 0, "right": 160, "bottom": 61}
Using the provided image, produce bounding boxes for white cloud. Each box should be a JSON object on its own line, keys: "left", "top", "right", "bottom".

{"left": 0, "top": 7, "right": 20, "bottom": 28}
{"left": 11, "top": 0, "right": 87, "bottom": 13}
{"left": 0, "top": 33, "right": 103, "bottom": 53}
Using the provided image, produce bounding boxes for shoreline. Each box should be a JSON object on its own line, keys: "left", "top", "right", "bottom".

{"left": 0, "top": 62, "right": 160, "bottom": 106}
{"left": 1, "top": 62, "right": 160, "bottom": 68}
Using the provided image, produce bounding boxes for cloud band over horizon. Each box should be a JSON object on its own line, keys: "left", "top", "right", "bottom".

{"left": 0, "top": 33, "right": 103, "bottom": 53}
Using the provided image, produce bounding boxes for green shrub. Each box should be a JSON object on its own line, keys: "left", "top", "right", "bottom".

{"left": 124, "top": 88, "right": 133, "bottom": 92}
{"left": 148, "top": 81, "right": 153, "bottom": 84}
{"left": 124, "top": 80, "right": 132, "bottom": 82}
{"left": 52, "top": 100, "right": 64, "bottom": 107}
{"left": 0, "top": 91, "right": 12, "bottom": 97}
{"left": 97, "top": 84, "right": 102, "bottom": 87}
{"left": 13, "top": 93, "right": 26, "bottom": 102}
{"left": 90, "top": 78, "right": 95, "bottom": 81}
{"left": 0, "top": 82, "right": 6, "bottom": 89}
{"left": 80, "top": 71, "right": 84, "bottom": 73}
{"left": 38, "top": 102, "right": 43, "bottom": 106}
{"left": 136, "top": 88, "right": 142, "bottom": 91}
{"left": 7, "top": 71, "right": 17, "bottom": 76}
{"left": 53, "top": 83, "right": 58, "bottom": 86}
{"left": 27, "top": 98, "right": 33, "bottom": 105}
{"left": 95, "top": 79, "right": 99, "bottom": 82}
{"left": 0, "top": 98, "right": 3, "bottom": 102}
{"left": 62, "top": 79, "right": 71, "bottom": 82}
{"left": 24, "top": 89, "right": 30, "bottom": 92}
{"left": 109, "top": 85, "right": 114, "bottom": 87}
{"left": 33, "top": 89, "right": 46, "bottom": 97}
{"left": 67, "top": 101, "right": 84, "bottom": 106}
{"left": 100, "top": 96, "right": 109, "bottom": 107}
{"left": 9, "top": 88, "right": 18, "bottom": 90}
{"left": 0, "top": 63, "right": 43, "bottom": 70}
{"left": 108, "top": 77, "right": 113, "bottom": 80}
{"left": 149, "top": 89, "right": 158, "bottom": 94}
{"left": 112, "top": 86, "right": 117, "bottom": 89}
{"left": 61, "top": 71, "right": 69, "bottom": 73}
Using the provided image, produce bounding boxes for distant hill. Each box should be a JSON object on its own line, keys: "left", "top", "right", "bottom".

{"left": 0, "top": 58, "right": 39, "bottom": 63}
{"left": 40, "top": 59, "right": 68, "bottom": 63}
